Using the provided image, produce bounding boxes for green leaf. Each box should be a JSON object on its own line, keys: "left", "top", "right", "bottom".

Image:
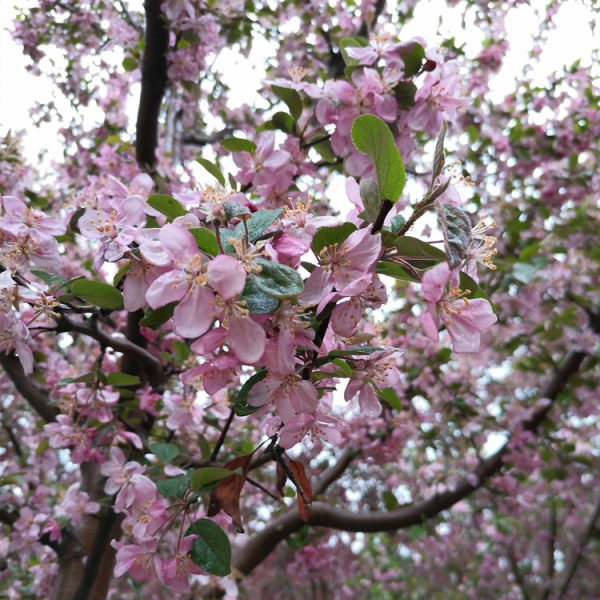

{"left": 30, "top": 269, "right": 68, "bottom": 287}
{"left": 382, "top": 490, "right": 399, "bottom": 511}
{"left": 189, "top": 228, "right": 219, "bottom": 256}
{"left": 147, "top": 194, "right": 187, "bottom": 219}
{"left": 378, "top": 387, "right": 403, "bottom": 410}
{"left": 394, "top": 81, "right": 417, "bottom": 110}
{"left": 400, "top": 42, "right": 425, "bottom": 77}
{"left": 328, "top": 346, "right": 383, "bottom": 357}
{"left": 351, "top": 114, "right": 405, "bottom": 202}
{"left": 186, "top": 518, "right": 231, "bottom": 576}
{"left": 312, "top": 223, "right": 357, "bottom": 256}
{"left": 71, "top": 280, "right": 124, "bottom": 310}
{"left": 220, "top": 208, "right": 283, "bottom": 253}
{"left": 36, "top": 438, "right": 49, "bottom": 456}
{"left": 272, "top": 85, "right": 303, "bottom": 121}
{"left": 440, "top": 204, "right": 470, "bottom": 269}
{"left": 381, "top": 233, "right": 445, "bottom": 266}
{"left": 235, "top": 370, "right": 268, "bottom": 416}
{"left": 139, "top": 302, "right": 177, "bottom": 329}
{"left": 252, "top": 258, "right": 303, "bottom": 298}
{"left": 122, "top": 56, "right": 138, "bottom": 72}
{"left": 156, "top": 475, "right": 188, "bottom": 498}
{"left": 331, "top": 358, "right": 353, "bottom": 377}
{"left": 358, "top": 178, "right": 380, "bottom": 223}
{"left": 271, "top": 111, "right": 294, "bottom": 133}
{"left": 172, "top": 339, "right": 190, "bottom": 363}
{"left": 106, "top": 372, "right": 141, "bottom": 387}
{"left": 149, "top": 443, "right": 180, "bottom": 463}
{"left": 375, "top": 261, "right": 416, "bottom": 281}
{"left": 196, "top": 157, "right": 225, "bottom": 186}
{"left": 220, "top": 137, "right": 256, "bottom": 154}
{"left": 113, "top": 261, "right": 132, "bottom": 287}
{"left": 190, "top": 467, "right": 242, "bottom": 490}
{"left": 390, "top": 214, "right": 406, "bottom": 234}
{"left": 239, "top": 279, "right": 280, "bottom": 314}
{"left": 57, "top": 372, "right": 95, "bottom": 386}
{"left": 409, "top": 524, "right": 426, "bottom": 541}
{"left": 458, "top": 271, "right": 493, "bottom": 306}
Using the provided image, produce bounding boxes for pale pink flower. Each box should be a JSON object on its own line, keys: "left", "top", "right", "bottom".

{"left": 55, "top": 483, "right": 100, "bottom": 525}
{"left": 144, "top": 224, "right": 216, "bottom": 338}
{"left": 344, "top": 350, "right": 403, "bottom": 417}
{"left": 100, "top": 446, "right": 145, "bottom": 496}
{"left": 299, "top": 227, "right": 382, "bottom": 307}
{"left": 159, "top": 536, "right": 204, "bottom": 593}
{"left": 421, "top": 261, "right": 497, "bottom": 353}
{"left": 113, "top": 537, "right": 159, "bottom": 582}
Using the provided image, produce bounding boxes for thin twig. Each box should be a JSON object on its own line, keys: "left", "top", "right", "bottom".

{"left": 210, "top": 407, "right": 235, "bottom": 462}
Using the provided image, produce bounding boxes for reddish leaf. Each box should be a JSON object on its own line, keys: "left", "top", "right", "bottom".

{"left": 207, "top": 454, "right": 252, "bottom": 533}
{"left": 288, "top": 458, "right": 312, "bottom": 522}
{"left": 276, "top": 462, "right": 287, "bottom": 497}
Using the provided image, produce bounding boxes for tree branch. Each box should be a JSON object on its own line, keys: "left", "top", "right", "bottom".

{"left": 0, "top": 353, "right": 58, "bottom": 422}
{"left": 507, "top": 545, "right": 532, "bottom": 600}
{"left": 55, "top": 314, "right": 164, "bottom": 387}
{"left": 183, "top": 128, "right": 234, "bottom": 146}
{"left": 135, "top": 0, "right": 169, "bottom": 168}
{"left": 232, "top": 351, "right": 586, "bottom": 575}
{"left": 556, "top": 494, "right": 600, "bottom": 599}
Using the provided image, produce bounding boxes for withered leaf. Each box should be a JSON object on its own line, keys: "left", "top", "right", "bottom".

{"left": 276, "top": 462, "right": 287, "bottom": 497}
{"left": 288, "top": 459, "right": 312, "bottom": 522}
{"left": 207, "top": 454, "right": 252, "bottom": 533}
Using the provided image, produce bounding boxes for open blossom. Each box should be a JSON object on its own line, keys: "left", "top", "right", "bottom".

{"left": 113, "top": 537, "right": 159, "bottom": 582}
{"left": 143, "top": 224, "right": 216, "bottom": 338}
{"left": 78, "top": 194, "right": 145, "bottom": 269}
{"left": 100, "top": 446, "right": 145, "bottom": 498}
{"left": 0, "top": 311, "right": 34, "bottom": 374}
{"left": 54, "top": 483, "right": 100, "bottom": 526}
{"left": 421, "top": 261, "right": 497, "bottom": 353}
{"left": 299, "top": 227, "right": 382, "bottom": 307}
{"left": 159, "top": 535, "right": 205, "bottom": 593}
{"left": 344, "top": 350, "right": 403, "bottom": 417}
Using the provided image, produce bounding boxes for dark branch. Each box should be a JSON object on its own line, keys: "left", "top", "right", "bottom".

{"left": 232, "top": 351, "right": 586, "bottom": 575}
{"left": 0, "top": 353, "right": 58, "bottom": 423}
{"left": 556, "top": 494, "right": 600, "bottom": 599}
{"left": 55, "top": 314, "right": 164, "bottom": 387}
{"left": 183, "top": 128, "right": 234, "bottom": 146}
{"left": 135, "top": 0, "right": 169, "bottom": 168}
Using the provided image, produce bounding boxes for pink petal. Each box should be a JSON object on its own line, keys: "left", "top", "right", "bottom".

{"left": 228, "top": 317, "right": 266, "bottom": 363}
{"left": 173, "top": 286, "right": 215, "bottom": 338}
{"left": 207, "top": 255, "right": 246, "bottom": 300}
{"left": 145, "top": 271, "right": 187, "bottom": 308}
{"left": 421, "top": 262, "right": 449, "bottom": 303}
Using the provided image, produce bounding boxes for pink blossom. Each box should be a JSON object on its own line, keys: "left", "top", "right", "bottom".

{"left": 100, "top": 446, "right": 145, "bottom": 497}
{"left": 344, "top": 350, "right": 403, "bottom": 417}
{"left": 299, "top": 227, "right": 382, "bottom": 307}
{"left": 144, "top": 224, "right": 216, "bottom": 338}
{"left": 55, "top": 483, "right": 100, "bottom": 525}
{"left": 159, "top": 536, "right": 204, "bottom": 593}
{"left": 421, "top": 262, "right": 497, "bottom": 353}
{"left": 113, "top": 537, "right": 159, "bottom": 582}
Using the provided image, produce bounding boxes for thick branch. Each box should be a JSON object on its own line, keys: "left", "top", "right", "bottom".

{"left": 232, "top": 351, "right": 586, "bottom": 575}
{"left": 135, "top": 0, "right": 169, "bottom": 168}
{"left": 56, "top": 314, "right": 164, "bottom": 386}
{"left": 0, "top": 353, "right": 58, "bottom": 422}
{"left": 313, "top": 446, "right": 358, "bottom": 497}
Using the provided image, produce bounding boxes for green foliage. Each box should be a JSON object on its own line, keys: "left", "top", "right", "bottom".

{"left": 351, "top": 115, "right": 406, "bottom": 202}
